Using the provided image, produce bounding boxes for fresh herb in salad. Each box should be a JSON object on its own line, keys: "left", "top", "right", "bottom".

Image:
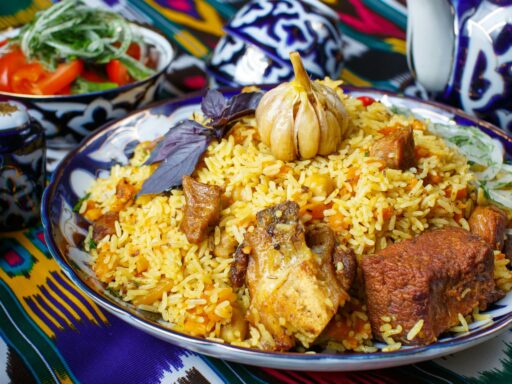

{"left": 0, "top": 0, "right": 157, "bottom": 96}
{"left": 429, "top": 122, "right": 512, "bottom": 209}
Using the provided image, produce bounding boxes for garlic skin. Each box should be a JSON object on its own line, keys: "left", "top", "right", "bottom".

{"left": 256, "top": 52, "right": 349, "bottom": 161}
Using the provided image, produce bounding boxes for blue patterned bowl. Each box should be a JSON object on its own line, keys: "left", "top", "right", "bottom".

{"left": 0, "top": 25, "right": 175, "bottom": 149}
{"left": 208, "top": 0, "right": 343, "bottom": 87}
{"left": 42, "top": 86, "right": 512, "bottom": 371}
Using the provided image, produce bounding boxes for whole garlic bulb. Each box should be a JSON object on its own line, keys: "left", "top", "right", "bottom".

{"left": 256, "top": 52, "right": 349, "bottom": 161}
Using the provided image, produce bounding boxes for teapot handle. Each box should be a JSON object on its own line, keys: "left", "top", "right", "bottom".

{"left": 407, "top": 0, "right": 456, "bottom": 93}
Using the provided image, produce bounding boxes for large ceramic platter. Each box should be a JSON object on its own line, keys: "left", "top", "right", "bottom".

{"left": 42, "top": 86, "right": 512, "bottom": 371}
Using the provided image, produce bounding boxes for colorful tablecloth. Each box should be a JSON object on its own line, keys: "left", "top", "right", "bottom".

{"left": 1, "top": 1, "right": 511, "bottom": 383}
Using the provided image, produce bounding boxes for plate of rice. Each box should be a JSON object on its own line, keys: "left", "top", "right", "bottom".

{"left": 42, "top": 64, "right": 512, "bottom": 370}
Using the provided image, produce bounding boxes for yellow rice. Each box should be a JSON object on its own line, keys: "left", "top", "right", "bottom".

{"left": 83, "top": 88, "right": 512, "bottom": 351}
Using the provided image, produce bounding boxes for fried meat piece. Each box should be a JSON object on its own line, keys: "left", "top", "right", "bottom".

{"left": 180, "top": 176, "right": 222, "bottom": 244}
{"left": 361, "top": 227, "right": 502, "bottom": 345}
{"left": 306, "top": 224, "right": 356, "bottom": 292}
{"left": 115, "top": 178, "right": 136, "bottom": 202}
{"left": 245, "top": 202, "right": 345, "bottom": 351}
{"left": 93, "top": 211, "right": 119, "bottom": 242}
{"left": 469, "top": 205, "right": 507, "bottom": 250}
{"left": 229, "top": 243, "right": 249, "bottom": 288}
{"left": 333, "top": 246, "right": 357, "bottom": 292}
{"left": 370, "top": 126, "right": 415, "bottom": 170}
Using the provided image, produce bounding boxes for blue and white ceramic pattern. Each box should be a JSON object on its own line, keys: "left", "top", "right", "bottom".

{"left": 0, "top": 25, "right": 175, "bottom": 148}
{"left": 0, "top": 101, "right": 45, "bottom": 231}
{"left": 42, "top": 87, "right": 512, "bottom": 371}
{"left": 407, "top": 0, "right": 512, "bottom": 132}
{"left": 208, "top": 0, "right": 343, "bottom": 87}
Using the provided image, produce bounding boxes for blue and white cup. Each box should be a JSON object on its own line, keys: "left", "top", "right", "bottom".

{"left": 0, "top": 102, "right": 46, "bottom": 231}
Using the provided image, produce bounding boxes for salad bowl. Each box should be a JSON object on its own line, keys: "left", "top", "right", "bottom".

{"left": 0, "top": 25, "right": 175, "bottom": 148}
{"left": 42, "top": 85, "right": 512, "bottom": 371}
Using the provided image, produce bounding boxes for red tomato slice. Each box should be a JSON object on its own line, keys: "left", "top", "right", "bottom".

{"left": 0, "top": 48, "right": 27, "bottom": 92}
{"left": 357, "top": 96, "right": 376, "bottom": 107}
{"left": 106, "top": 59, "right": 131, "bottom": 86}
{"left": 81, "top": 69, "right": 106, "bottom": 82}
{"left": 0, "top": 39, "right": 9, "bottom": 48}
{"left": 127, "top": 43, "right": 141, "bottom": 60}
{"left": 11, "top": 63, "right": 48, "bottom": 94}
{"left": 34, "top": 60, "right": 84, "bottom": 95}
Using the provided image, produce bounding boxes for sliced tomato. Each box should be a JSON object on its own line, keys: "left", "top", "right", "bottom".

{"left": 357, "top": 96, "right": 376, "bottom": 107}
{"left": 0, "top": 39, "right": 9, "bottom": 48}
{"left": 81, "top": 69, "right": 106, "bottom": 83}
{"left": 11, "top": 63, "right": 48, "bottom": 94}
{"left": 0, "top": 48, "right": 27, "bottom": 92}
{"left": 58, "top": 84, "right": 72, "bottom": 96}
{"left": 106, "top": 59, "right": 131, "bottom": 86}
{"left": 126, "top": 43, "right": 141, "bottom": 60}
{"left": 34, "top": 60, "right": 83, "bottom": 95}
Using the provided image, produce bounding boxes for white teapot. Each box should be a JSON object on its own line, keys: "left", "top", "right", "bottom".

{"left": 407, "top": 0, "right": 512, "bottom": 132}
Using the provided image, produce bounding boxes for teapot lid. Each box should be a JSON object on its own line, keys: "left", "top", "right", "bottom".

{"left": 0, "top": 101, "right": 30, "bottom": 131}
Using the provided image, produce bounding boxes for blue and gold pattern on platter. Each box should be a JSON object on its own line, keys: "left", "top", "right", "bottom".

{"left": 42, "top": 86, "right": 512, "bottom": 372}
{"left": 208, "top": 0, "right": 344, "bottom": 86}
{"left": 0, "top": 26, "right": 175, "bottom": 148}
{"left": 0, "top": 102, "right": 45, "bottom": 231}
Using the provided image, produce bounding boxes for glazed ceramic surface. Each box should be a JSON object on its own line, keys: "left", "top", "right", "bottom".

{"left": 42, "top": 87, "right": 512, "bottom": 371}
{"left": 208, "top": 0, "right": 343, "bottom": 87}
{"left": 407, "top": 0, "right": 512, "bottom": 132}
{"left": 0, "top": 101, "right": 45, "bottom": 230}
{"left": 0, "top": 25, "right": 175, "bottom": 148}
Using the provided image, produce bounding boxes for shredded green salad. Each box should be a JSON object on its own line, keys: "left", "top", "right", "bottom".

{"left": 429, "top": 123, "right": 512, "bottom": 209}
{"left": 12, "top": 0, "right": 154, "bottom": 80}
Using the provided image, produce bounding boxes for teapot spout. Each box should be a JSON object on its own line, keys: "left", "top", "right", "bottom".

{"left": 407, "top": 0, "right": 455, "bottom": 92}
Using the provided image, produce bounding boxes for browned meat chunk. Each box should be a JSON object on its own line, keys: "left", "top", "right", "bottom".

{"left": 333, "top": 245, "right": 357, "bottom": 292}
{"left": 245, "top": 202, "right": 345, "bottom": 351}
{"left": 229, "top": 243, "right": 249, "bottom": 288}
{"left": 116, "top": 178, "right": 136, "bottom": 202}
{"left": 469, "top": 205, "right": 507, "bottom": 250}
{"left": 93, "top": 212, "right": 119, "bottom": 242}
{"left": 305, "top": 224, "right": 356, "bottom": 292}
{"left": 180, "top": 176, "right": 222, "bottom": 244}
{"left": 503, "top": 236, "right": 512, "bottom": 264}
{"left": 361, "top": 226, "right": 502, "bottom": 345}
{"left": 370, "top": 126, "right": 415, "bottom": 170}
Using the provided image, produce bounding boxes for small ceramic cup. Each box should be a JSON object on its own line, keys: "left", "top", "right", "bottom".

{"left": 0, "top": 101, "right": 46, "bottom": 231}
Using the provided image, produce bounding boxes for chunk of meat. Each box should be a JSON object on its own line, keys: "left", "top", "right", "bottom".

{"left": 229, "top": 243, "right": 249, "bottom": 288}
{"left": 93, "top": 211, "right": 119, "bottom": 242}
{"left": 503, "top": 235, "right": 512, "bottom": 264}
{"left": 116, "top": 178, "right": 136, "bottom": 202}
{"left": 305, "top": 224, "right": 356, "bottom": 292}
{"left": 180, "top": 176, "right": 222, "bottom": 244}
{"left": 370, "top": 126, "right": 415, "bottom": 170}
{"left": 362, "top": 226, "right": 502, "bottom": 345}
{"left": 469, "top": 205, "right": 507, "bottom": 250}
{"left": 333, "top": 245, "right": 357, "bottom": 292}
{"left": 245, "top": 202, "right": 345, "bottom": 351}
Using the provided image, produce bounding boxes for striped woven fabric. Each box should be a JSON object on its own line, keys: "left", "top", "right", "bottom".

{"left": 1, "top": 1, "right": 512, "bottom": 383}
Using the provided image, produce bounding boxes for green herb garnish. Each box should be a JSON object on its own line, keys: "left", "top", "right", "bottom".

{"left": 72, "top": 78, "right": 118, "bottom": 94}
{"left": 73, "top": 192, "right": 91, "bottom": 212}
{"left": 88, "top": 238, "right": 97, "bottom": 250}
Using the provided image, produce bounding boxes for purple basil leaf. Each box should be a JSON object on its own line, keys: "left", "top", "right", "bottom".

{"left": 145, "top": 120, "right": 213, "bottom": 165}
{"left": 201, "top": 89, "right": 227, "bottom": 120}
{"left": 211, "top": 92, "right": 263, "bottom": 128}
{"left": 139, "top": 138, "right": 210, "bottom": 195}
